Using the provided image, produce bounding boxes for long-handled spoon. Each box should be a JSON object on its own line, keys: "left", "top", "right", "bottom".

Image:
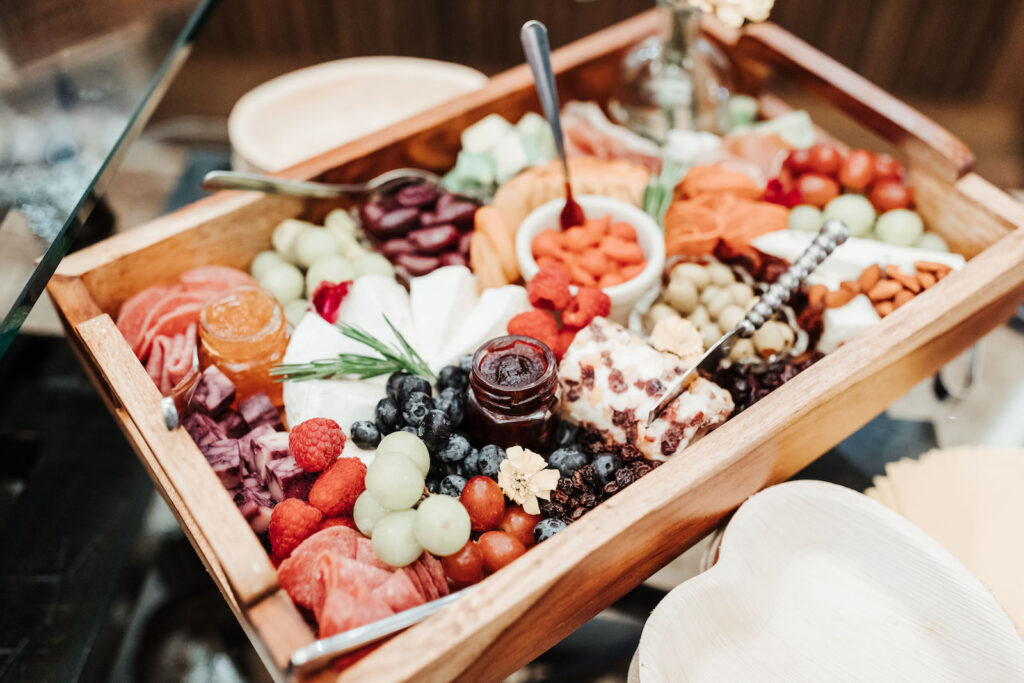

{"left": 201, "top": 167, "right": 445, "bottom": 199}
{"left": 520, "top": 20, "right": 585, "bottom": 229}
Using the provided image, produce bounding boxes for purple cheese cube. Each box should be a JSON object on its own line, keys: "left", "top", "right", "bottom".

{"left": 251, "top": 431, "right": 290, "bottom": 483}
{"left": 217, "top": 409, "right": 248, "bottom": 438}
{"left": 266, "top": 456, "right": 316, "bottom": 502}
{"left": 238, "top": 392, "right": 283, "bottom": 431}
{"left": 238, "top": 423, "right": 277, "bottom": 475}
{"left": 202, "top": 438, "right": 243, "bottom": 489}
{"left": 235, "top": 477, "right": 275, "bottom": 534}
{"left": 183, "top": 413, "right": 224, "bottom": 449}
{"left": 191, "top": 365, "right": 236, "bottom": 416}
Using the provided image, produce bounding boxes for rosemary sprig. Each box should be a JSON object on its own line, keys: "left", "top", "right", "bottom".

{"left": 270, "top": 315, "right": 435, "bottom": 383}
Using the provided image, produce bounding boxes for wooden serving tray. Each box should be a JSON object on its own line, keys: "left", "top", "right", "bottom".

{"left": 48, "top": 10, "right": 1024, "bottom": 682}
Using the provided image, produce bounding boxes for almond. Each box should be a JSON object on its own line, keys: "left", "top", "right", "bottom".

{"left": 893, "top": 289, "right": 914, "bottom": 308}
{"left": 885, "top": 266, "right": 921, "bottom": 293}
{"left": 915, "top": 260, "right": 952, "bottom": 276}
{"left": 875, "top": 300, "right": 894, "bottom": 317}
{"left": 825, "top": 288, "right": 855, "bottom": 308}
{"left": 840, "top": 280, "right": 860, "bottom": 294}
{"left": 917, "top": 271, "right": 936, "bottom": 289}
{"left": 857, "top": 264, "right": 881, "bottom": 292}
{"left": 808, "top": 284, "right": 827, "bottom": 308}
{"left": 867, "top": 280, "right": 902, "bottom": 302}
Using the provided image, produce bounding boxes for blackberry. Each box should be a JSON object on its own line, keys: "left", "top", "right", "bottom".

{"left": 350, "top": 420, "right": 381, "bottom": 449}
{"left": 591, "top": 452, "right": 620, "bottom": 485}
{"left": 477, "top": 444, "right": 507, "bottom": 479}
{"left": 375, "top": 397, "right": 401, "bottom": 434}
{"left": 436, "top": 433, "right": 470, "bottom": 463}
{"left": 399, "top": 375, "right": 433, "bottom": 404}
{"left": 401, "top": 391, "right": 433, "bottom": 427}
{"left": 439, "top": 474, "right": 467, "bottom": 497}
{"left": 418, "top": 409, "right": 451, "bottom": 452}
{"left": 386, "top": 372, "right": 410, "bottom": 403}
{"left": 435, "top": 387, "right": 465, "bottom": 428}
{"left": 548, "top": 447, "right": 588, "bottom": 477}
{"left": 533, "top": 518, "right": 568, "bottom": 544}
{"left": 437, "top": 365, "right": 469, "bottom": 392}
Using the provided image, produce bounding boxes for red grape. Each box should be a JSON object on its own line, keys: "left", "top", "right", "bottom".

{"left": 441, "top": 541, "right": 485, "bottom": 586}
{"left": 868, "top": 180, "right": 913, "bottom": 212}
{"left": 838, "top": 149, "right": 875, "bottom": 191}
{"left": 500, "top": 506, "right": 541, "bottom": 549}
{"left": 807, "top": 143, "right": 842, "bottom": 176}
{"left": 460, "top": 476, "right": 506, "bottom": 532}
{"left": 872, "top": 154, "right": 904, "bottom": 182}
{"left": 795, "top": 173, "right": 840, "bottom": 208}
{"left": 478, "top": 530, "right": 526, "bottom": 573}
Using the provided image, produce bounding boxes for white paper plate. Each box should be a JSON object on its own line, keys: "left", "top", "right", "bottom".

{"left": 228, "top": 57, "right": 487, "bottom": 173}
{"left": 635, "top": 480, "right": 1024, "bottom": 682}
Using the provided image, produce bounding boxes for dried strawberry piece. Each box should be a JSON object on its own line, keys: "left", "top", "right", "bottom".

{"left": 312, "top": 280, "right": 353, "bottom": 324}
{"left": 561, "top": 287, "right": 611, "bottom": 329}
{"left": 507, "top": 310, "right": 559, "bottom": 353}
{"left": 527, "top": 264, "right": 572, "bottom": 311}
{"left": 763, "top": 178, "right": 801, "bottom": 208}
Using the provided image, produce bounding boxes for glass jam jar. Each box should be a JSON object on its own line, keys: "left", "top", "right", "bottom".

{"left": 465, "top": 335, "right": 559, "bottom": 451}
{"left": 198, "top": 285, "right": 288, "bottom": 405}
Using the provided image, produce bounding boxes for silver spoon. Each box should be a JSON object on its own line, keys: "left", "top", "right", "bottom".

{"left": 520, "top": 20, "right": 585, "bottom": 228}
{"left": 201, "top": 168, "right": 445, "bottom": 199}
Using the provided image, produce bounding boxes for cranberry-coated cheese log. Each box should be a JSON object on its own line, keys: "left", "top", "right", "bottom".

{"left": 558, "top": 318, "right": 733, "bottom": 461}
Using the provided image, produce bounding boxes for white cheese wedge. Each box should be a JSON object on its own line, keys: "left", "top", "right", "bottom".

{"left": 460, "top": 113, "right": 513, "bottom": 154}
{"left": 410, "top": 266, "right": 478, "bottom": 362}
{"left": 817, "top": 295, "right": 881, "bottom": 354}
{"left": 335, "top": 274, "right": 414, "bottom": 345}
{"left": 752, "top": 230, "right": 965, "bottom": 290}
{"left": 431, "top": 285, "right": 531, "bottom": 371}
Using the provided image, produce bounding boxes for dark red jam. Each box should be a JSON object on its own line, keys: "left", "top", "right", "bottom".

{"left": 465, "top": 335, "right": 559, "bottom": 450}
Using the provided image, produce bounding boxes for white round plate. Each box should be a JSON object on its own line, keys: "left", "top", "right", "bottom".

{"left": 229, "top": 57, "right": 487, "bottom": 173}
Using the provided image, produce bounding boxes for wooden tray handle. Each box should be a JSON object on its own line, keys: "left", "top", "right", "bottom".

{"left": 735, "top": 22, "right": 974, "bottom": 179}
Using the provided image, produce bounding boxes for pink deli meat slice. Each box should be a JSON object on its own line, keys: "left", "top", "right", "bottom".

{"left": 116, "top": 285, "right": 176, "bottom": 351}
{"left": 355, "top": 536, "right": 393, "bottom": 573}
{"left": 313, "top": 552, "right": 393, "bottom": 623}
{"left": 418, "top": 552, "right": 450, "bottom": 597}
{"left": 411, "top": 558, "right": 439, "bottom": 601}
{"left": 402, "top": 565, "right": 428, "bottom": 602}
{"left": 136, "top": 300, "right": 204, "bottom": 362}
{"left": 277, "top": 527, "right": 361, "bottom": 610}
{"left": 373, "top": 569, "right": 424, "bottom": 613}
{"left": 318, "top": 574, "right": 396, "bottom": 639}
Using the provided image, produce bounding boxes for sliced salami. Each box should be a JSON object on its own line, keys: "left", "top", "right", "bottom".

{"left": 418, "top": 552, "right": 450, "bottom": 597}
{"left": 278, "top": 527, "right": 361, "bottom": 610}
{"left": 373, "top": 569, "right": 424, "bottom": 613}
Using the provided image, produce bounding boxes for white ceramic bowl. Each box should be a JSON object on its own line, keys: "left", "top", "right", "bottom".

{"left": 515, "top": 195, "right": 666, "bottom": 323}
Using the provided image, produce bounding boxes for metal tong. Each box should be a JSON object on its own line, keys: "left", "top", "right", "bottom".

{"left": 646, "top": 219, "right": 849, "bottom": 425}
{"left": 201, "top": 167, "right": 444, "bottom": 199}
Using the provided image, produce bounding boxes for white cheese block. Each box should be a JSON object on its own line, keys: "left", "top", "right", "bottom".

{"left": 410, "top": 266, "right": 478, "bottom": 362}
{"left": 460, "top": 113, "right": 513, "bottom": 154}
{"left": 431, "top": 285, "right": 531, "bottom": 371}
{"left": 335, "top": 274, "right": 415, "bottom": 348}
{"left": 817, "top": 294, "right": 881, "bottom": 354}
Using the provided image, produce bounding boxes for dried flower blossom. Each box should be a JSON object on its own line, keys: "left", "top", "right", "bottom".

{"left": 497, "top": 446, "right": 561, "bottom": 515}
{"left": 689, "top": 0, "right": 774, "bottom": 27}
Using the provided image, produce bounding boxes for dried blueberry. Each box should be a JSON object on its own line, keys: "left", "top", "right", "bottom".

{"left": 417, "top": 409, "right": 451, "bottom": 451}
{"left": 350, "top": 420, "right": 381, "bottom": 449}
{"left": 425, "top": 475, "right": 442, "bottom": 494}
{"left": 435, "top": 433, "right": 470, "bottom": 463}
{"left": 591, "top": 452, "right": 620, "bottom": 485}
{"left": 402, "top": 391, "right": 433, "bottom": 427}
{"left": 435, "top": 387, "right": 464, "bottom": 428}
{"left": 477, "top": 444, "right": 507, "bottom": 479}
{"left": 458, "top": 353, "right": 473, "bottom": 374}
{"left": 439, "top": 474, "right": 468, "bottom": 497}
{"left": 437, "top": 365, "right": 469, "bottom": 392}
{"left": 375, "top": 397, "right": 401, "bottom": 434}
{"left": 533, "top": 518, "right": 568, "bottom": 544}
{"left": 400, "top": 375, "right": 433, "bottom": 403}
{"left": 548, "top": 447, "right": 588, "bottom": 477}
{"left": 400, "top": 425, "right": 419, "bottom": 435}
{"left": 387, "top": 372, "right": 410, "bottom": 402}
{"left": 462, "top": 448, "right": 481, "bottom": 476}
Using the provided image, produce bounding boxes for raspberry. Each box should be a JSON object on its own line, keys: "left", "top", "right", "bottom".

{"left": 319, "top": 515, "right": 358, "bottom": 531}
{"left": 312, "top": 280, "right": 352, "bottom": 324}
{"left": 507, "top": 310, "right": 559, "bottom": 352}
{"left": 561, "top": 287, "right": 611, "bottom": 328}
{"left": 269, "top": 499, "right": 322, "bottom": 559}
{"left": 289, "top": 417, "right": 346, "bottom": 472}
{"left": 527, "top": 263, "right": 572, "bottom": 310}
{"left": 308, "top": 457, "right": 367, "bottom": 516}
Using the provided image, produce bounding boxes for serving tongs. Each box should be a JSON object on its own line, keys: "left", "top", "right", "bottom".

{"left": 201, "top": 167, "right": 445, "bottom": 199}
{"left": 647, "top": 219, "right": 849, "bottom": 425}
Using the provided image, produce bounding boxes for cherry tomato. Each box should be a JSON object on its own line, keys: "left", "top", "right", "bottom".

{"left": 838, "top": 149, "right": 875, "bottom": 191}
{"left": 477, "top": 531, "right": 527, "bottom": 573}
{"left": 460, "top": 476, "right": 506, "bottom": 532}
{"left": 868, "top": 179, "right": 913, "bottom": 212}
{"left": 500, "top": 506, "right": 541, "bottom": 548}
{"left": 795, "top": 173, "right": 840, "bottom": 208}
{"left": 783, "top": 149, "right": 813, "bottom": 175}
{"left": 807, "top": 143, "right": 842, "bottom": 177}
{"left": 872, "top": 154, "right": 904, "bottom": 182}
{"left": 441, "top": 541, "right": 485, "bottom": 587}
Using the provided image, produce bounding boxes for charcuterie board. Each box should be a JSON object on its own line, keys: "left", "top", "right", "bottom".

{"left": 48, "top": 9, "right": 1024, "bottom": 682}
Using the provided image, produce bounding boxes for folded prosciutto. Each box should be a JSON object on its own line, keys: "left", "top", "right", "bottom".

{"left": 558, "top": 318, "right": 733, "bottom": 461}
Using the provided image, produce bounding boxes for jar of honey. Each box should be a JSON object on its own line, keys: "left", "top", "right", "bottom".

{"left": 465, "top": 335, "right": 558, "bottom": 451}
{"left": 198, "top": 286, "right": 288, "bottom": 405}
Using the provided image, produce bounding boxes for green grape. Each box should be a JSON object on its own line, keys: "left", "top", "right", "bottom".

{"left": 915, "top": 232, "right": 949, "bottom": 253}
{"left": 305, "top": 256, "right": 356, "bottom": 297}
{"left": 283, "top": 299, "right": 310, "bottom": 327}
{"left": 294, "top": 227, "right": 339, "bottom": 268}
{"left": 365, "top": 452, "right": 425, "bottom": 510}
{"left": 258, "top": 262, "right": 304, "bottom": 304}
{"left": 376, "top": 431, "right": 430, "bottom": 476}
{"left": 788, "top": 204, "right": 823, "bottom": 233}
{"left": 414, "top": 495, "right": 471, "bottom": 556}
{"left": 353, "top": 490, "right": 391, "bottom": 537}
{"left": 352, "top": 252, "right": 395, "bottom": 278}
{"left": 875, "top": 209, "right": 924, "bottom": 247}
{"left": 823, "top": 194, "right": 876, "bottom": 237}
{"left": 251, "top": 250, "right": 286, "bottom": 280}
{"left": 271, "top": 218, "right": 312, "bottom": 262}
{"left": 371, "top": 510, "right": 423, "bottom": 567}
